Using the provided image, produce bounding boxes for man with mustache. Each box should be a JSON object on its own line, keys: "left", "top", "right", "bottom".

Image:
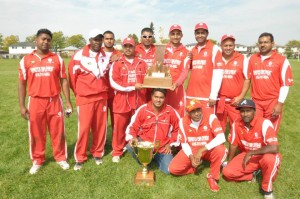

{"left": 223, "top": 99, "right": 280, "bottom": 199}
{"left": 247, "top": 32, "right": 294, "bottom": 134}
{"left": 69, "top": 29, "right": 110, "bottom": 170}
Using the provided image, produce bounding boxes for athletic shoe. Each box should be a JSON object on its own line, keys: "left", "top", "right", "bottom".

{"left": 249, "top": 170, "right": 261, "bottom": 183}
{"left": 264, "top": 193, "right": 275, "bottom": 199}
{"left": 74, "top": 162, "right": 83, "bottom": 171}
{"left": 29, "top": 163, "right": 42, "bottom": 175}
{"left": 206, "top": 173, "right": 219, "bottom": 192}
{"left": 94, "top": 157, "right": 103, "bottom": 165}
{"left": 57, "top": 161, "right": 70, "bottom": 170}
{"left": 112, "top": 156, "right": 120, "bottom": 163}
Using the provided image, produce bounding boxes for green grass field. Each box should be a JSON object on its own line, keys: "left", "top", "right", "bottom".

{"left": 0, "top": 58, "right": 299, "bottom": 199}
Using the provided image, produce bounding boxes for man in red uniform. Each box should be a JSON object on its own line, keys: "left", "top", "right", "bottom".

{"left": 216, "top": 34, "right": 250, "bottom": 132}
{"left": 169, "top": 99, "right": 227, "bottom": 192}
{"left": 135, "top": 27, "right": 156, "bottom": 101}
{"left": 125, "top": 88, "right": 180, "bottom": 174}
{"left": 163, "top": 24, "right": 190, "bottom": 117}
{"left": 248, "top": 32, "right": 294, "bottom": 134}
{"left": 109, "top": 37, "right": 147, "bottom": 163}
{"left": 69, "top": 29, "right": 110, "bottom": 170}
{"left": 186, "top": 22, "right": 224, "bottom": 115}
{"left": 135, "top": 27, "right": 156, "bottom": 68}
{"left": 102, "top": 30, "right": 122, "bottom": 131}
{"left": 18, "top": 28, "right": 72, "bottom": 174}
{"left": 222, "top": 99, "right": 280, "bottom": 199}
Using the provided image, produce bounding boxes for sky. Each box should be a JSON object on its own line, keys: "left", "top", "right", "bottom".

{"left": 1, "top": 0, "right": 300, "bottom": 46}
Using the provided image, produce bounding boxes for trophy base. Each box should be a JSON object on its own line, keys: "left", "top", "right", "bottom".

{"left": 142, "top": 76, "right": 173, "bottom": 89}
{"left": 134, "top": 171, "right": 155, "bottom": 186}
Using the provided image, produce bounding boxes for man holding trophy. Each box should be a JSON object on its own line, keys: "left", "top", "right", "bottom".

{"left": 168, "top": 99, "right": 227, "bottom": 192}
{"left": 125, "top": 88, "right": 180, "bottom": 178}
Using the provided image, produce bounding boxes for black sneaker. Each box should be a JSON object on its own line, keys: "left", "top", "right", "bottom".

{"left": 74, "top": 162, "right": 83, "bottom": 171}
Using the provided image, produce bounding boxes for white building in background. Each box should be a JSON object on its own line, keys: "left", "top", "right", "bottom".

{"left": 9, "top": 42, "right": 36, "bottom": 58}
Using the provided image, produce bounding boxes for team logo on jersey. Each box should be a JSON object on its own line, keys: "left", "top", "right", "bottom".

{"left": 268, "top": 61, "right": 273, "bottom": 67}
{"left": 31, "top": 61, "right": 35, "bottom": 64}
{"left": 103, "top": 106, "right": 107, "bottom": 112}
{"left": 203, "top": 126, "right": 208, "bottom": 131}
{"left": 254, "top": 132, "right": 259, "bottom": 138}
{"left": 147, "top": 115, "right": 151, "bottom": 119}
{"left": 203, "top": 51, "right": 208, "bottom": 57}
{"left": 47, "top": 58, "right": 53, "bottom": 64}
{"left": 233, "top": 61, "right": 238, "bottom": 66}
{"left": 189, "top": 129, "right": 192, "bottom": 132}
{"left": 179, "top": 101, "right": 183, "bottom": 107}
{"left": 57, "top": 112, "right": 62, "bottom": 117}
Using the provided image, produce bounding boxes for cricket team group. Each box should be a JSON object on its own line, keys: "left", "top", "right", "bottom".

{"left": 17, "top": 22, "right": 294, "bottom": 198}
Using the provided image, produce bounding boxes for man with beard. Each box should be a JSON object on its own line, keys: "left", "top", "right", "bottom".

{"left": 125, "top": 88, "right": 180, "bottom": 174}
{"left": 216, "top": 34, "right": 250, "bottom": 132}
{"left": 247, "top": 32, "right": 293, "bottom": 134}
{"left": 69, "top": 29, "right": 110, "bottom": 170}
{"left": 223, "top": 99, "right": 280, "bottom": 199}
{"left": 109, "top": 37, "right": 147, "bottom": 163}
{"left": 169, "top": 99, "right": 227, "bottom": 192}
{"left": 186, "top": 22, "right": 224, "bottom": 115}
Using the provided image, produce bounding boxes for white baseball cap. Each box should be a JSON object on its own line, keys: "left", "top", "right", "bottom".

{"left": 88, "top": 29, "right": 103, "bottom": 38}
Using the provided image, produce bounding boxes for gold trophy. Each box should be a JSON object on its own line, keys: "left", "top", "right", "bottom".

{"left": 132, "top": 140, "right": 160, "bottom": 186}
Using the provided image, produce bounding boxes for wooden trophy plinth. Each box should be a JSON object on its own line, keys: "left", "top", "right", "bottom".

{"left": 134, "top": 171, "right": 155, "bottom": 186}
{"left": 143, "top": 76, "right": 173, "bottom": 89}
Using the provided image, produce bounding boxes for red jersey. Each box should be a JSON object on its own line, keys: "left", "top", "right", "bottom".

{"left": 228, "top": 116, "right": 278, "bottom": 152}
{"left": 219, "top": 52, "right": 248, "bottom": 98}
{"left": 109, "top": 55, "right": 147, "bottom": 113}
{"left": 163, "top": 43, "right": 190, "bottom": 86}
{"left": 179, "top": 113, "right": 223, "bottom": 149}
{"left": 186, "top": 40, "right": 224, "bottom": 99}
{"left": 248, "top": 50, "right": 294, "bottom": 100}
{"left": 125, "top": 102, "right": 180, "bottom": 153}
{"left": 68, "top": 45, "right": 110, "bottom": 105}
{"left": 135, "top": 43, "right": 156, "bottom": 68}
{"left": 19, "top": 50, "right": 66, "bottom": 97}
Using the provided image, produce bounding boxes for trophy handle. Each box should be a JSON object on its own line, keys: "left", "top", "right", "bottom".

{"left": 131, "top": 140, "right": 139, "bottom": 157}
{"left": 153, "top": 140, "right": 161, "bottom": 156}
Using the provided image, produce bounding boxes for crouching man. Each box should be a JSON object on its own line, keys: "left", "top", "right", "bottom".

{"left": 125, "top": 88, "right": 180, "bottom": 174}
{"left": 168, "top": 99, "right": 227, "bottom": 192}
{"left": 222, "top": 99, "right": 281, "bottom": 199}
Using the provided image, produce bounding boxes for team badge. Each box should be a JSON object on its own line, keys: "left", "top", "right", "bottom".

{"left": 147, "top": 115, "right": 151, "bottom": 119}
{"left": 47, "top": 58, "right": 53, "bottom": 64}
{"left": 268, "top": 61, "right": 273, "bottom": 67}
{"left": 233, "top": 61, "right": 238, "bottom": 66}
{"left": 31, "top": 61, "right": 35, "bottom": 64}
{"left": 179, "top": 101, "right": 183, "bottom": 107}
{"left": 203, "top": 51, "right": 208, "bottom": 57}
{"left": 254, "top": 132, "right": 259, "bottom": 138}
{"left": 203, "top": 126, "right": 208, "bottom": 131}
{"left": 189, "top": 129, "right": 192, "bottom": 132}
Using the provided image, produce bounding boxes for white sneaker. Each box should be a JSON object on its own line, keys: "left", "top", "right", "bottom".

{"left": 29, "top": 164, "right": 42, "bottom": 175}
{"left": 57, "top": 161, "right": 70, "bottom": 170}
{"left": 112, "top": 156, "right": 120, "bottom": 163}
{"left": 264, "top": 193, "right": 275, "bottom": 199}
{"left": 94, "top": 157, "right": 103, "bottom": 165}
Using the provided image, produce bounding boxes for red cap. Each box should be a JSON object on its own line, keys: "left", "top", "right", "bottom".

{"left": 186, "top": 99, "right": 203, "bottom": 112}
{"left": 194, "top": 22, "right": 208, "bottom": 31}
{"left": 122, "top": 37, "right": 135, "bottom": 46}
{"left": 169, "top": 24, "right": 182, "bottom": 33}
{"left": 221, "top": 34, "right": 236, "bottom": 43}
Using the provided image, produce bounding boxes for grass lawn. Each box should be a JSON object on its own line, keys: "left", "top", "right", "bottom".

{"left": 0, "top": 58, "right": 299, "bottom": 199}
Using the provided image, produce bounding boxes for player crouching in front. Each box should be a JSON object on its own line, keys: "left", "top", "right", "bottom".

{"left": 222, "top": 99, "right": 281, "bottom": 199}
{"left": 168, "top": 99, "right": 227, "bottom": 192}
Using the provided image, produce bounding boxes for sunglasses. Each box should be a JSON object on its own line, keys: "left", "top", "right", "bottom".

{"left": 142, "top": 35, "right": 153, "bottom": 39}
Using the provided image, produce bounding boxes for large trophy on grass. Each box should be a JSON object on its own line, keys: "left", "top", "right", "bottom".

{"left": 132, "top": 140, "right": 160, "bottom": 186}
{"left": 142, "top": 44, "right": 172, "bottom": 89}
